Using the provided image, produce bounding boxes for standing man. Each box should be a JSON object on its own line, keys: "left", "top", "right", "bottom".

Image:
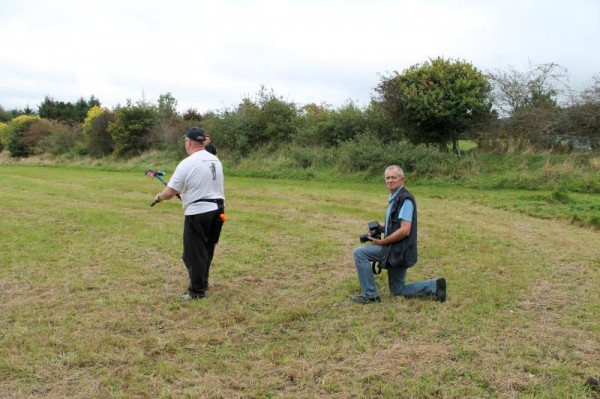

{"left": 205, "top": 134, "right": 217, "bottom": 156}
{"left": 153, "top": 127, "right": 225, "bottom": 299}
{"left": 351, "top": 165, "right": 446, "bottom": 304}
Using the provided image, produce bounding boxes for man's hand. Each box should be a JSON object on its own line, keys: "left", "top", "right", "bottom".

{"left": 368, "top": 236, "right": 384, "bottom": 246}
{"left": 150, "top": 193, "right": 163, "bottom": 207}
{"left": 369, "top": 220, "right": 412, "bottom": 246}
{"left": 156, "top": 187, "right": 179, "bottom": 202}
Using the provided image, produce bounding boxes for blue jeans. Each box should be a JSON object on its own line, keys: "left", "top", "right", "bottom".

{"left": 353, "top": 244, "right": 437, "bottom": 299}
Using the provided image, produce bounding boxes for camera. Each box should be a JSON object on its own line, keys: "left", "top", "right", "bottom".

{"left": 359, "top": 221, "right": 382, "bottom": 243}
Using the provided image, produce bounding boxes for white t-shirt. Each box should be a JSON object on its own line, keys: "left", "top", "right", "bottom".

{"left": 167, "top": 150, "right": 225, "bottom": 215}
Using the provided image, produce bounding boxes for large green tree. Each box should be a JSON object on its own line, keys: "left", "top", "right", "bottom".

{"left": 375, "top": 57, "right": 494, "bottom": 151}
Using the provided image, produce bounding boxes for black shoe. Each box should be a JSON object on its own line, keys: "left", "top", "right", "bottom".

{"left": 435, "top": 278, "right": 446, "bottom": 303}
{"left": 180, "top": 292, "right": 205, "bottom": 300}
{"left": 351, "top": 295, "right": 381, "bottom": 304}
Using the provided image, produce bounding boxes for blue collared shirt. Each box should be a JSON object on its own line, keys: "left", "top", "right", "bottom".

{"left": 385, "top": 187, "right": 414, "bottom": 236}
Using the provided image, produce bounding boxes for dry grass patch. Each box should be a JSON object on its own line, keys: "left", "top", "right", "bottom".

{"left": 1, "top": 166, "right": 598, "bottom": 398}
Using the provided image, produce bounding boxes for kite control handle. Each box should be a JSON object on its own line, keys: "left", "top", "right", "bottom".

{"left": 145, "top": 169, "right": 181, "bottom": 206}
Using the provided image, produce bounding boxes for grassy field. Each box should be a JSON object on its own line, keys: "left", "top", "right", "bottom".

{"left": 1, "top": 165, "right": 599, "bottom": 398}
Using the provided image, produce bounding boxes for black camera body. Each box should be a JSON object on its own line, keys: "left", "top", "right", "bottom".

{"left": 359, "top": 221, "right": 383, "bottom": 243}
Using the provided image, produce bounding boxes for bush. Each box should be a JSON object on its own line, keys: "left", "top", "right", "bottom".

{"left": 294, "top": 103, "right": 331, "bottom": 147}
{"left": 5, "top": 115, "right": 41, "bottom": 157}
{"left": 211, "top": 108, "right": 253, "bottom": 157}
{"left": 336, "top": 131, "right": 387, "bottom": 174}
{"left": 508, "top": 106, "right": 563, "bottom": 148}
{"left": 313, "top": 101, "right": 367, "bottom": 146}
{"left": 41, "top": 122, "right": 84, "bottom": 156}
{"left": 150, "top": 116, "right": 188, "bottom": 152}
{"left": 0, "top": 122, "right": 6, "bottom": 152}
{"left": 83, "top": 106, "right": 114, "bottom": 158}
{"left": 384, "top": 141, "right": 450, "bottom": 177}
{"left": 286, "top": 144, "right": 335, "bottom": 169}
{"left": 336, "top": 132, "right": 452, "bottom": 177}
{"left": 109, "top": 102, "right": 157, "bottom": 157}
{"left": 23, "top": 119, "right": 56, "bottom": 155}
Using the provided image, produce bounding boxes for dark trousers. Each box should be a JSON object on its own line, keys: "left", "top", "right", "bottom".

{"left": 182, "top": 210, "right": 223, "bottom": 297}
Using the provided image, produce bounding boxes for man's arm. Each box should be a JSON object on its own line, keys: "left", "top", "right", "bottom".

{"left": 154, "top": 187, "right": 179, "bottom": 203}
{"left": 369, "top": 197, "right": 414, "bottom": 246}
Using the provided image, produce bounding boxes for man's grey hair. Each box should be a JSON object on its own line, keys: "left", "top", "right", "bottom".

{"left": 385, "top": 165, "right": 404, "bottom": 177}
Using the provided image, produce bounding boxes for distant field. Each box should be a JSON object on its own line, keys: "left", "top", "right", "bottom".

{"left": 1, "top": 165, "right": 599, "bottom": 398}
{"left": 448, "top": 139, "right": 478, "bottom": 152}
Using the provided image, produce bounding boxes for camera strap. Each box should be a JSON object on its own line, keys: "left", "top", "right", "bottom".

{"left": 372, "top": 261, "right": 383, "bottom": 275}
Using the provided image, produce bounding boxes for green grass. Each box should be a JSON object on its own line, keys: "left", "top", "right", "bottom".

{"left": 413, "top": 185, "right": 600, "bottom": 229}
{"left": 1, "top": 165, "right": 599, "bottom": 398}
{"left": 4, "top": 145, "right": 599, "bottom": 196}
{"left": 447, "top": 139, "right": 478, "bottom": 152}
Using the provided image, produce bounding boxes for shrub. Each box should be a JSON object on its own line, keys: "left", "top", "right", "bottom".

{"left": 314, "top": 101, "right": 367, "bottom": 146}
{"left": 336, "top": 131, "right": 386, "bottom": 174}
{"left": 211, "top": 108, "right": 253, "bottom": 157}
{"left": 0, "top": 123, "right": 12, "bottom": 153}
{"left": 294, "top": 103, "right": 331, "bottom": 147}
{"left": 0, "top": 122, "right": 6, "bottom": 152}
{"left": 109, "top": 102, "right": 157, "bottom": 157}
{"left": 83, "top": 106, "right": 114, "bottom": 158}
{"left": 150, "top": 116, "right": 187, "bottom": 152}
{"left": 5, "top": 115, "right": 41, "bottom": 157}
{"left": 384, "top": 141, "right": 450, "bottom": 177}
{"left": 336, "top": 132, "right": 454, "bottom": 178}
{"left": 284, "top": 144, "right": 336, "bottom": 169}
{"left": 41, "top": 122, "right": 84, "bottom": 156}
{"left": 23, "top": 119, "right": 55, "bottom": 155}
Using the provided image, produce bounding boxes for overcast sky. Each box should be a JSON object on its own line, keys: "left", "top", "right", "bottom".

{"left": 1, "top": 0, "right": 599, "bottom": 113}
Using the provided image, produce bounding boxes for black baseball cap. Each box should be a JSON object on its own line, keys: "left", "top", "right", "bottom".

{"left": 185, "top": 127, "right": 206, "bottom": 142}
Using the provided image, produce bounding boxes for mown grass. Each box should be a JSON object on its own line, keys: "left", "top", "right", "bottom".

{"left": 1, "top": 165, "right": 599, "bottom": 398}
{"left": 4, "top": 148, "right": 598, "bottom": 228}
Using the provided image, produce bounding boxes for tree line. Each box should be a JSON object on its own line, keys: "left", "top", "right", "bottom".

{"left": 0, "top": 58, "right": 598, "bottom": 160}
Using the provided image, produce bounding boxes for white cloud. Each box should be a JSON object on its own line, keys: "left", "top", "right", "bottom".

{"left": 1, "top": 0, "right": 599, "bottom": 112}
